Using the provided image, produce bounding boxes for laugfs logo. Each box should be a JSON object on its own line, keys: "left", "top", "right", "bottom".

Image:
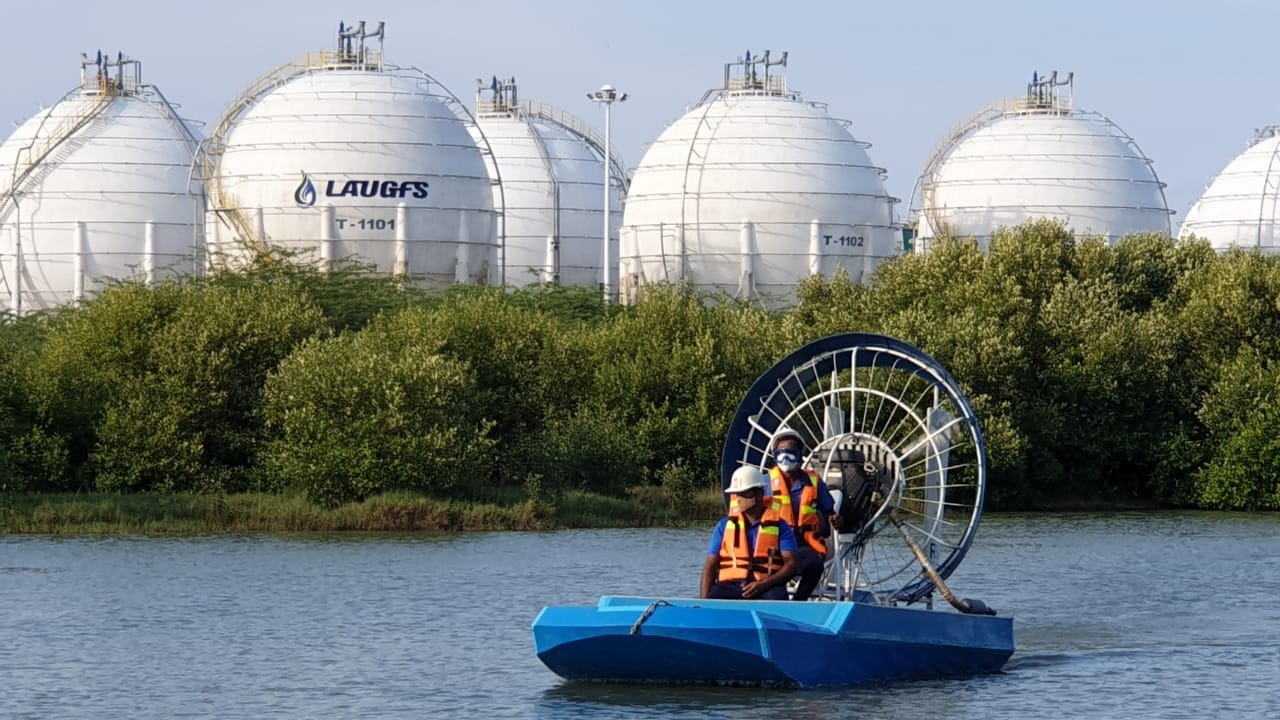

{"left": 294, "top": 172, "right": 430, "bottom": 208}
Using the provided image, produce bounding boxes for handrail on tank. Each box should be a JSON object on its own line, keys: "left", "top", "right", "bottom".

{"left": 696, "top": 49, "right": 798, "bottom": 107}
{"left": 722, "top": 48, "right": 789, "bottom": 95}
{"left": 1015, "top": 70, "right": 1073, "bottom": 115}
{"left": 0, "top": 53, "right": 118, "bottom": 212}
{"left": 1252, "top": 126, "right": 1280, "bottom": 147}
{"left": 520, "top": 99, "right": 629, "bottom": 193}
{"left": 475, "top": 75, "right": 519, "bottom": 116}
{"left": 335, "top": 20, "right": 385, "bottom": 71}
{"left": 79, "top": 50, "right": 139, "bottom": 96}
{"left": 203, "top": 21, "right": 386, "bottom": 249}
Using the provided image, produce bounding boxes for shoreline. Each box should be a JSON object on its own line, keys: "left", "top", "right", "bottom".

{"left": 0, "top": 489, "right": 1187, "bottom": 536}
{"left": 0, "top": 489, "right": 725, "bottom": 535}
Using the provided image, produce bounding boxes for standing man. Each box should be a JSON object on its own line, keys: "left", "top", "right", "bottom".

{"left": 700, "top": 466, "right": 797, "bottom": 600}
{"left": 769, "top": 426, "right": 840, "bottom": 601}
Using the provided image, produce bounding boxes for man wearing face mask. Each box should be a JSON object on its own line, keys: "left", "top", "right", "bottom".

{"left": 700, "top": 466, "right": 798, "bottom": 600}
{"left": 768, "top": 427, "right": 840, "bottom": 601}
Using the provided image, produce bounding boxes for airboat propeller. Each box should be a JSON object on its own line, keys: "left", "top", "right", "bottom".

{"left": 721, "top": 332, "right": 989, "bottom": 606}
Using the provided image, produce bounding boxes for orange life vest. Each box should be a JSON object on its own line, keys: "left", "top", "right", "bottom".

{"left": 717, "top": 506, "right": 786, "bottom": 583}
{"left": 769, "top": 466, "right": 827, "bottom": 556}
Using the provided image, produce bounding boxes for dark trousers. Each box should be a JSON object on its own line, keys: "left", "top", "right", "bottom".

{"left": 707, "top": 580, "right": 789, "bottom": 601}
{"left": 791, "top": 547, "right": 826, "bottom": 601}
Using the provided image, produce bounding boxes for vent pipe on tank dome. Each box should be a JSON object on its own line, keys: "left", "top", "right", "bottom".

{"left": 79, "top": 49, "right": 142, "bottom": 96}
{"left": 1018, "top": 70, "right": 1073, "bottom": 116}
{"left": 475, "top": 75, "right": 519, "bottom": 117}
{"left": 332, "top": 20, "right": 385, "bottom": 70}
{"left": 722, "top": 48, "right": 790, "bottom": 97}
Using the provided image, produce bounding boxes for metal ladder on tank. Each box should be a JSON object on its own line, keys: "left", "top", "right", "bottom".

{"left": 0, "top": 81, "right": 116, "bottom": 216}
{"left": 202, "top": 54, "right": 322, "bottom": 252}
{"left": 0, "top": 81, "right": 115, "bottom": 312}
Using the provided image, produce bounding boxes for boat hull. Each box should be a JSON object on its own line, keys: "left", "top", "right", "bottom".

{"left": 532, "top": 596, "right": 1014, "bottom": 687}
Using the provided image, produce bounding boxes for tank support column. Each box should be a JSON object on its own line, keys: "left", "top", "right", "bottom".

{"left": 809, "top": 220, "right": 822, "bottom": 275}
{"left": 144, "top": 221, "right": 156, "bottom": 284}
{"left": 9, "top": 228, "right": 22, "bottom": 315}
{"left": 394, "top": 204, "right": 409, "bottom": 276}
{"left": 319, "top": 205, "right": 334, "bottom": 272}
{"left": 455, "top": 212, "right": 471, "bottom": 283}
{"left": 738, "top": 220, "right": 756, "bottom": 300}
{"left": 73, "top": 222, "right": 87, "bottom": 303}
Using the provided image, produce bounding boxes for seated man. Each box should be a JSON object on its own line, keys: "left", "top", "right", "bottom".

{"left": 700, "top": 466, "right": 797, "bottom": 600}
{"left": 768, "top": 426, "right": 840, "bottom": 601}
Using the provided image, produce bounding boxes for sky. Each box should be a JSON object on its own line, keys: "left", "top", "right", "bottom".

{"left": 5, "top": 0, "right": 1276, "bottom": 234}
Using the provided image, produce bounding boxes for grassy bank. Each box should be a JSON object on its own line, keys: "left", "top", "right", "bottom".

{"left": 0, "top": 486, "right": 727, "bottom": 535}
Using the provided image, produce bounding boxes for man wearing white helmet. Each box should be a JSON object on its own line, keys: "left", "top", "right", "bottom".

{"left": 769, "top": 426, "right": 840, "bottom": 601}
{"left": 699, "top": 466, "right": 797, "bottom": 600}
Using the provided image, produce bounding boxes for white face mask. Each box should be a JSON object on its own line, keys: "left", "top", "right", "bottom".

{"left": 776, "top": 448, "right": 801, "bottom": 472}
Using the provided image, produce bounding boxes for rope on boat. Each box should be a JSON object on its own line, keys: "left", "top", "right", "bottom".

{"left": 630, "top": 600, "right": 672, "bottom": 634}
{"left": 887, "top": 508, "right": 997, "bottom": 616}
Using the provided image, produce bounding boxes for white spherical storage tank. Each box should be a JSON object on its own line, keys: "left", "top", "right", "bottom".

{"left": 619, "top": 51, "right": 899, "bottom": 305}
{"left": 468, "top": 77, "right": 622, "bottom": 287}
{"left": 914, "top": 72, "right": 1172, "bottom": 249}
{"left": 206, "top": 22, "right": 497, "bottom": 286}
{"left": 1179, "top": 126, "right": 1280, "bottom": 251}
{"left": 0, "top": 54, "right": 202, "bottom": 315}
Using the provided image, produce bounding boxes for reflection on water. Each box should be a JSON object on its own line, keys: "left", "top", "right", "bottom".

{"left": 2, "top": 514, "right": 1279, "bottom": 719}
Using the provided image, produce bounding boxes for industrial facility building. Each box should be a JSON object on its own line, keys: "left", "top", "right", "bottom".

{"left": 0, "top": 53, "right": 203, "bottom": 315}
{"left": 1179, "top": 126, "right": 1280, "bottom": 251}
{"left": 469, "top": 77, "right": 622, "bottom": 288}
{"left": 912, "top": 72, "right": 1172, "bottom": 250}
{"left": 618, "top": 50, "right": 900, "bottom": 306}
{"left": 203, "top": 22, "right": 499, "bottom": 288}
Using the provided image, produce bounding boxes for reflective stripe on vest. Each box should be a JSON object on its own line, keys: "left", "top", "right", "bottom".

{"left": 768, "top": 466, "right": 826, "bottom": 556}
{"left": 717, "top": 507, "right": 785, "bottom": 583}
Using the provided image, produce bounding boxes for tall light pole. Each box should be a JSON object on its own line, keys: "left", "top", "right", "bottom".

{"left": 588, "top": 83, "right": 626, "bottom": 303}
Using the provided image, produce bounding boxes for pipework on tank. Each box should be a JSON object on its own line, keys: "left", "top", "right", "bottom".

{"left": 79, "top": 50, "right": 141, "bottom": 96}
{"left": 335, "top": 20, "right": 385, "bottom": 70}
{"left": 722, "top": 48, "right": 790, "bottom": 97}
{"left": 1021, "top": 70, "right": 1073, "bottom": 115}
{"left": 475, "top": 76, "right": 518, "bottom": 115}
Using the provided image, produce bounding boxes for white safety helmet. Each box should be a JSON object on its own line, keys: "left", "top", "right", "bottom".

{"left": 772, "top": 426, "right": 805, "bottom": 450}
{"left": 726, "top": 466, "right": 768, "bottom": 494}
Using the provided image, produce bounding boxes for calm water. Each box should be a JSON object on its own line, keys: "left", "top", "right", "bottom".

{"left": 2, "top": 513, "right": 1278, "bottom": 719}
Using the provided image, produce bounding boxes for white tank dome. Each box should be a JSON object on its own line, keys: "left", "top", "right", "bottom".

{"left": 619, "top": 51, "right": 900, "bottom": 306}
{"left": 468, "top": 77, "right": 622, "bottom": 287}
{"left": 0, "top": 54, "right": 202, "bottom": 315}
{"left": 1179, "top": 126, "right": 1280, "bottom": 251}
{"left": 206, "top": 22, "right": 497, "bottom": 287}
{"left": 914, "top": 72, "right": 1172, "bottom": 249}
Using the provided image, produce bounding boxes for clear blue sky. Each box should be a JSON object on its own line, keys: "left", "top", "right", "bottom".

{"left": 6, "top": 0, "right": 1274, "bottom": 233}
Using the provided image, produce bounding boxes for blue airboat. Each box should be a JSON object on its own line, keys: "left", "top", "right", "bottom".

{"left": 532, "top": 333, "right": 1014, "bottom": 687}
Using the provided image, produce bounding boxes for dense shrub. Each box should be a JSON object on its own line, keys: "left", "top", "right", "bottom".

{"left": 0, "top": 316, "right": 48, "bottom": 494}
{"left": 262, "top": 310, "right": 495, "bottom": 507}
{"left": 20, "top": 283, "right": 190, "bottom": 490}
{"left": 569, "top": 284, "right": 779, "bottom": 490}
{"left": 1189, "top": 349, "right": 1280, "bottom": 509}
{"left": 90, "top": 281, "right": 330, "bottom": 492}
{"left": 6, "top": 225, "right": 1280, "bottom": 511}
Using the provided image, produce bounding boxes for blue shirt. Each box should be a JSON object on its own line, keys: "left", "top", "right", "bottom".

{"left": 706, "top": 515, "right": 798, "bottom": 556}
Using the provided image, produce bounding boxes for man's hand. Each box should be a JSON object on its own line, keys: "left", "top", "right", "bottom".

{"left": 741, "top": 580, "right": 764, "bottom": 599}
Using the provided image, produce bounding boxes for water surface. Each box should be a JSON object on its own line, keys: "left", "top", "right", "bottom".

{"left": 2, "top": 513, "right": 1277, "bottom": 718}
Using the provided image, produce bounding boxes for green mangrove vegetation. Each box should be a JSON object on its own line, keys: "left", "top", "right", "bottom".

{"left": 2, "top": 219, "right": 1280, "bottom": 534}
